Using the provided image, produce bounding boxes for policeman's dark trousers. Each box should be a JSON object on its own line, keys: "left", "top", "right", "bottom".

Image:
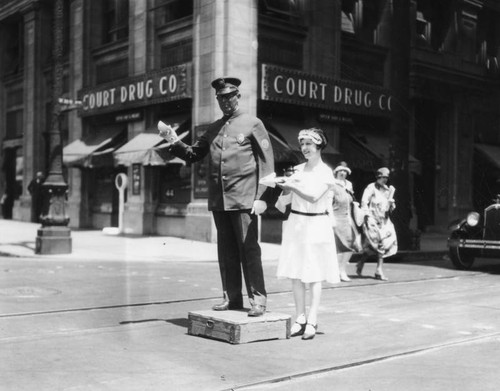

{"left": 212, "top": 210, "right": 267, "bottom": 307}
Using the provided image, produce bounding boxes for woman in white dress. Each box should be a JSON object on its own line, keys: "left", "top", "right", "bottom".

{"left": 275, "top": 128, "right": 340, "bottom": 340}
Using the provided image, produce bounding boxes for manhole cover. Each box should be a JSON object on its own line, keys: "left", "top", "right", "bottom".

{"left": 0, "top": 286, "right": 61, "bottom": 298}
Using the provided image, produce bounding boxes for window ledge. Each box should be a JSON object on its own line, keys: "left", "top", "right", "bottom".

{"left": 156, "top": 16, "right": 193, "bottom": 40}
{"left": 91, "top": 40, "right": 129, "bottom": 60}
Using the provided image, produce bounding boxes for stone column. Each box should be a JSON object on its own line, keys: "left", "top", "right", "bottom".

{"left": 188, "top": 0, "right": 258, "bottom": 242}
{"left": 302, "top": 0, "right": 339, "bottom": 148}
{"left": 0, "top": 23, "right": 6, "bottom": 203}
{"left": 388, "top": 0, "right": 412, "bottom": 249}
{"left": 122, "top": 0, "right": 153, "bottom": 235}
{"left": 449, "top": 94, "right": 475, "bottom": 220}
{"left": 16, "top": 5, "right": 46, "bottom": 221}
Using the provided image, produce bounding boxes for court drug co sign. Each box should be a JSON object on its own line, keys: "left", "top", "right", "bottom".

{"left": 261, "top": 64, "right": 392, "bottom": 117}
{"left": 78, "top": 63, "right": 192, "bottom": 117}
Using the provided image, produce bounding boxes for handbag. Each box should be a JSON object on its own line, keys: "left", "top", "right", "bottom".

{"left": 351, "top": 201, "right": 365, "bottom": 227}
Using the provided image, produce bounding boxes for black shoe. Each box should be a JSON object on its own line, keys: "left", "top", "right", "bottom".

{"left": 290, "top": 322, "right": 307, "bottom": 337}
{"left": 356, "top": 261, "right": 364, "bottom": 277}
{"left": 212, "top": 301, "right": 244, "bottom": 311}
{"left": 247, "top": 304, "right": 266, "bottom": 317}
{"left": 302, "top": 323, "right": 317, "bottom": 340}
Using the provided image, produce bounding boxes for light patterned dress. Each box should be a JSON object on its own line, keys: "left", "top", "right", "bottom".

{"left": 332, "top": 179, "right": 362, "bottom": 253}
{"left": 276, "top": 162, "right": 340, "bottom": 284}
{"left": 361, "top": 182, "right": 398, "bottom": 258}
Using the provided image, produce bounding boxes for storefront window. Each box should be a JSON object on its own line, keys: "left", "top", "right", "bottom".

{"left": 160, "top": 40, "right": 192, "bottom": 67}
{"left": 259, "top": 0, "right": 300, "bottom": 21}
{"left": 91, "top": 167, "right": 116, "bottom": 212}
{"left": 415, "top": 0, "right": 456, "bottom": 52}
{"left": 95, "top": 58, "right": 129, "bottom": 84}
{"left": 6, "top": 109, "right": 23, "bottom": 139}
{"left": 476, "top": 6, "right": 500, "bottom": 69}
{"left": 416, "top": 11, "right": 431, "bottom": 47}
{"left": 156, "top": 0, "right": 193, "bottom": 25}
{"left": 159, "top": 164, "right": 191, "bottom": 204}
{"left": 15, "top": 151, "right": 23, "bottom": 199}
{"left": 3, "top": 17, "right": 23, "bottom": 76}
{"left": 102, "top": 0, "right": 129, "bottom": 44}
{"left": 341, "top": 0, "right": 384, "bottom": 43}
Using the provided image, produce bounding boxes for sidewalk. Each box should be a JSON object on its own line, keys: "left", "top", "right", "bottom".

{"left": 0, "top": 219, "right": 448, "bottom": 262}
{"left": 0, "top": 219, "right": 280, "bottom": 262}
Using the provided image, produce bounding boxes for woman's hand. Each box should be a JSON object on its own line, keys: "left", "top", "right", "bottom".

{"left": 277, "top": 178, "right": 295, "bottom": 195}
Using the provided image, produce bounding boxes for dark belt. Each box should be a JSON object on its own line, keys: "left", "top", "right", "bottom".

{"left": 291, "top": 209, "right": 328, "bottom": 216}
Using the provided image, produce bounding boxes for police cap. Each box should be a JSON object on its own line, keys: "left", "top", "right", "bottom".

{"left": 211, "top": 77, "right": 241, "bottom": 96}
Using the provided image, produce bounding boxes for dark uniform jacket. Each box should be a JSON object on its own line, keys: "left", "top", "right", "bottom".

{"left": 170, "top": 110, "right": 274, "bottom": 211}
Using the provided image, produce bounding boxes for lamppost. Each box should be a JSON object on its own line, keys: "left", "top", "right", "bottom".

{"left": 35, "top": 0, "right": 71, "bottom": 254}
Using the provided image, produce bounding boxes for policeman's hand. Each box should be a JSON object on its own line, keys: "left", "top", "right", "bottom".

{"left": 251, "top": 200, "right": 267, "bottom": 215}
{"left": 158, "top": 121, "right": 179, "bottom": 144}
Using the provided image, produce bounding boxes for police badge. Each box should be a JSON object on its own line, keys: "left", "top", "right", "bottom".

{"left": 236, "top": 134, "right": 245, "bottom": 144}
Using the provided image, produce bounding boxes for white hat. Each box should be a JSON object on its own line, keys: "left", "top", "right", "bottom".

{"left": 333, "top": 161, "right": 351, "bottom": 175}
{"left": 376, "top": 167, "right": 390, "bottom": 178}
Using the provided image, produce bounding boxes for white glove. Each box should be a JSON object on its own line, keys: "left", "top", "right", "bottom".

{"left": 275, "top": 193, "right": 291, "bottom": 214}
{"left": 251, "top": 200, "right": 267, "bottom": 215}
{"left": 158, "top": 121, "right": 179, "bottom": 144}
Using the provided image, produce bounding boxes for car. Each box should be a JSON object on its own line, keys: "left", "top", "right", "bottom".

{"left": 447, "top": 196, "right": 500, "bottom": 270}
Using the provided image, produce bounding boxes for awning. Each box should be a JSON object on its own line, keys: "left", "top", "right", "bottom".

{"left": 264, "top": 120, "right": 339, "bottom": 163}
{"left": 2, "top": 137, "right": 23, "bottom": 149}
{"left": 475, "top": 144, "right": 500, "bottom": 170}
{"left": 268, "top": 132, "right": 303, "bottom": 163}
{"left": 340, "top": 135, "right": 381, "bottom": 171}
{"left": 63, "top": 128, "right": 125, "bottom": 168}
{"left": 113, "top": 131, "right": 188, "bottom": 167}
{"left": 345, "top": 134, "right": 422, "bottom": 174}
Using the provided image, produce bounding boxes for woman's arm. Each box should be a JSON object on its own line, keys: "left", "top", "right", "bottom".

{"left": 361, "top": 183, "right": 373, "bottom": 209}
{"left": 278, "top": 178, "right": 329, "bottom": 204}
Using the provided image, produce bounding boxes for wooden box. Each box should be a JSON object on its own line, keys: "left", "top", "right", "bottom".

{"left": 188, "top": 310, "right": 291, "bottom": 344}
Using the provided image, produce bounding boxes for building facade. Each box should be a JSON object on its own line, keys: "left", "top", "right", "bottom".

{"left": 1, "top": 0, "right": 500, "bottom": 247}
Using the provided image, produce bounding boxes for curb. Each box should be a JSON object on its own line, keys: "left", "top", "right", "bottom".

{"left": 351, "top": 250, "right": 448, "bottom": 264}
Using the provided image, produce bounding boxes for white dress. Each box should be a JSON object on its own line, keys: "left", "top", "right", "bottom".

{"left": 276, "top": 162, "right": 340, "bottom": 284}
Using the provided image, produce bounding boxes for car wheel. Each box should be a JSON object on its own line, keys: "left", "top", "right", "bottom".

{"left": 449, "top": 233, "right": 475, "bottom": 270}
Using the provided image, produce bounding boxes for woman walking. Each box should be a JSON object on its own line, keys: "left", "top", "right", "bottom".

{"left": 357, "top": 167, "right": 397, "bottom": 281}
{"left": 275, "top": 128, "right": 340, "bottom": 340}
{"left": 331, "top": 161, "right": 361, "bottom": 282}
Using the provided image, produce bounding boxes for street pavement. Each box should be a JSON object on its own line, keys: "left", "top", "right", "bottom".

{"left": 4, "top": 219, "right": 499, "bottom": 390}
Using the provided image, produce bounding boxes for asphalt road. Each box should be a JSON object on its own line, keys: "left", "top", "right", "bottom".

{"left": 1, "top": 255, "right": 499, "bottom": 390}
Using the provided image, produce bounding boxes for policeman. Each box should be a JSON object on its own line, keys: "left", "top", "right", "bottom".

{"left": 159, "top": 77, "right": 275, "bottom": 316}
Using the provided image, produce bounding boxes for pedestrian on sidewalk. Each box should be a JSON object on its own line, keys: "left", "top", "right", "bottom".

{"left": 28, "top": 171, "right": 44, "bottom": 223}
{"left": 275, "top": 128, "right": 340, "bottom": 340}
{"left": 331, "top": 161, "right": 362, "bottom": 282}
{"left": 158, "top": 77, "right": 275, "bottom": 317}
{"left": 357, "top": 167, "right": 397, "bottom": 281}
{"left": 0, "top": 191, "right": 13, "bottom": 219}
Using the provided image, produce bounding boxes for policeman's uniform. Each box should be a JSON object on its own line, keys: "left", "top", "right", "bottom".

{"left": 170, "top": 77, "right": 275, "bottom": 314}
